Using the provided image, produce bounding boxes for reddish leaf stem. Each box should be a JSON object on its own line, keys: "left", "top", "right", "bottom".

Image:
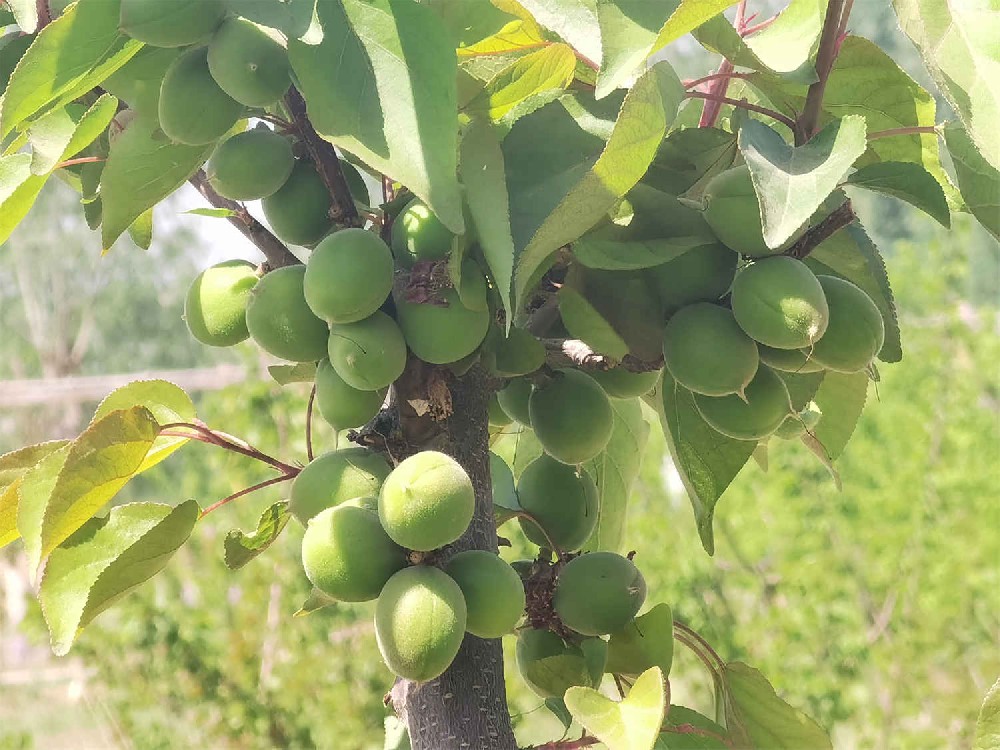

{"left": 685, "top": 71, "right": 753, "bottom": 90}
{"left": 686, "top": 92, "right": 797, "bottom": 130}
{"left": 54, "top": 156, "right": 105, "bottom": 169}
{"left": 199, "top": 474, "right": 294, "bottom": 518}
{"left": 160, "top": 422, "right": 300, "bottom": 476}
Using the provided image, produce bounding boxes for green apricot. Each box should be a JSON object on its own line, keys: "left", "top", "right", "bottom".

{"left": 314, "top": 358, "right": 387, "bottom": 431}
{"left": 553, "top": 552, "right": 646, "bottom": 636}
{"left": 810, "top": 275, "right": 885, "bottom": 372}
{"left": 606, "top": 603, "right": 673, "bottom": 678}
{"left": 207, "top": 17, "right": 290, "bottom": 107}
{"left": 702, "top": 165, "right": 805, "bottom": 257}
{"left": 301, "top": 499, "right": 405, "bottom": 602}
{"left": 327, "top": 311, "right": 407, "bottom": 391}
{"left": 516, "top": 454, "right": 598, "bottom": 552}
{"left": 391, "top": 198, "right": 455, "bottom": 266}
{"left": 515, "top": 629, "right": 607, "bottom": 698}
{"left": 245, "top": 265, "right": 329, "bottom": 362}
{"left": 304, "top": 229, "right": 393, "bottom": 324}
{"left": 120, "top": 0, "right": 225, "bottom": 47}
{"left": 184, "top": 260, "right": 257, "bottom": 347}
{"left": 663, "top": 303, "right": 759, "bottom": 397}
{"left": 758, "top": 344, "right": 825, "bottom": 374}
{"left": 650, "top": 243, "right": 738, "bottom": 310}
{"left": 379, "top": 451, "right": 475, "bottom": 551}
{"left": 731, "top": 257, "right": 829, "bottom": 349}
{"left": 529, "top": 369, "right": 613, "bottom": 465}
{"left": 394, "top": 283, "right": 491, "bottom": 365}
{"left": 206, "top": 128, "right": 294, "bottom": 200}
{"left": 375, "top": 566, "right": 467, "bottom": 682}
{"left": 482, "top": 325, "right": 546, "bottom": 377}
{"left": 289, "top": 447, "right": 392, "bottom": 524}
{"left": 101, "top": 46, "right": 180, "bottom": 115}
{"left": 261, "top": 160, "right": 335, "bottom": 246}
{"left": 444, "top": 550, "right": 525, "bottom": 639}
{"left": 589, "top": 368, "right": 660, "bottom": 399}
{"left": 497, "top": 379, "right": 533, "bottom": 426}
{"left": 693, "top": 365, "right": 792, "bottom": 441}
{"left": 158, "top": 47, "right": 243, "bottom": 146}
{"left": 488, "top": 394, "right": 513, "bottom": 426}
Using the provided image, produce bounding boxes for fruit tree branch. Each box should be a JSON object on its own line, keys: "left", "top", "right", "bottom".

{"left": 785, "top": 199, "right": 855, "bottom": 259}
{"left": 188, "top": 170, "right": 300, "bottom": 269}
{"left": 686, "top": 92, "right": 797, "bottom": 131}
{"left": 543, "top": 339, "right": 664, "bottom": 373}
{"left": 798, "top": 0, "right": 847, "bottom": 143}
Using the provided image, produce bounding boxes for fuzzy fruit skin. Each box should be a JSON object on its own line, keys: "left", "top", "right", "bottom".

{"left": 314, "top": 359, "right": 387, "bottom": 431}
{"left": 245, "top": 265, "right": 329, "bottom": 362}
{"left": 589, "top": 368, "right": 660, "bottom": 399}
{"left": 731, "top": 257, "right": 830, "bottom": 350}
{"left": 206, "top": 128, "right": 294, "bottom": 200}
{"left": 184, "top": 260, "right": 257, "bottom": 347}
{"left": 391, "top": 199, "right": 454, "bottom": 266}
{"left": 488, "top": 394, "right": 513, "bottom": 426}
{"left": 289, "top": 447, "right": 392, "bottom": 524}
{"left": 702, "top": 165, "right": 804, "bottom": 257}
{"left": 379, "top": 451, "right": 475, "bottom": 551}
{"left": 693, "top": 365, "right": 792, "bottom": 440}
{"left": 516, "top": 455, "right": 598, "bottom": 552}
{"left": 444, "top": 550, "right": 525, "bottom": 639}
{"left": 261, "top": 161, "right": 334, "bottom": 246}
{"left": 515, "top": 629, "right": 607, "bottom": 698}
{"left": 395, "top": 286, "right": 491, "bottom": 365}
{"left": 304, "top": 229, "right": 394, "bottom": 324}
{"left": 207, "top": 17, "right": 290, "bottom": 107}
{"left": 120, "top": 0, "right": 225, "bottom": 47}
{"left": 651, "top": 243, "right": 738, "bottom": 310}
{"left": 327, "top": 311, "right": 407, "bottom": 391}
{"left": 758, "top": 344, "right": 825, "bottom": 374}
{"left": 497, "top": 379, "right": 533, "bottom": 426}
{"left": 301, "top": 499, "right": 405, "bottom": 602}
{"left": 529, "top": 369, "right": 613, "bottom": 465}
{"left": 158, "top": 47, "right": 243, "bottom": 145}
{"left": 375, "top": 566, "right": 467, "bottom": 682}
{"left": 663, "top": 303, "right": 760, "bottom": 397}
{"left": 810, "top": 275, "right": 885, "bottom": 372}
{"left": 554, "top": 552, "right": 646, "bottom": 636}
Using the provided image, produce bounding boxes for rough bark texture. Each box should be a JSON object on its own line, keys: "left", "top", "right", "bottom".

{"left": 389, "top": 362, "right": 517, "bottom": 750}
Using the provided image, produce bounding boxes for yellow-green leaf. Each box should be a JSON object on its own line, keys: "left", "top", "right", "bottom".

{"left": 0, "top": 441, "right": 70, "bottom": 549}
{"left": 458, "top": 18, "right": 546, "bottom": 57}
{"left": 565, "top": 666, "right": 667, "bottom": 750}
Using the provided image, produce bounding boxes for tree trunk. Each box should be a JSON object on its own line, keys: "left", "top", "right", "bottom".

{"left": 389, "top": 361, "right": 517, "bottom": 750}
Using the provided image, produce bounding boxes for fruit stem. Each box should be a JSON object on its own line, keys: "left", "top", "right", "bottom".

{"left": 160, "top": 421, "right": 301, "bottom": 476}
{"left": 305, "top": 383, "right": 317, "bottom": 462}
{"left": 199, "top": 474, "right": 294, "bottom": 518}
{"left": 687, "top": 92, "right": 798, "bottom": 131}
{"left": 513, "top": 511, "right": 565, "bottom": 559}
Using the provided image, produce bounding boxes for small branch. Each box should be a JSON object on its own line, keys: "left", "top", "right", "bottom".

{"left": 573, "top": 51, "right": 599, "bottom": 72}
{"left": 686, "top": 92, "right": 797, "bottom": 131}
{"left": 305, "top": 383, "right": 317, "bottom": 463}
{"left": 785, "top": 199, "right": 855, "bottom": 259}
{"left": 740, "top": 15, "right": 778, "bottom": 36}
{"left": 674, "top": 621, "right": 726, "bottom": 672}
{"left": 160, "top": 421, "right": 301, "bottom": 476}
{"left": 868, "top": 125, "right": 940, "bottom": 141}
{"left": 835, "top": 0, "right": 855, "bottom": 42}
{"left": 684, "top": 71, "right": 753, "bottom": 90}
{"left": 54, "top": 156, "right": 104, "bottom": 169}
{"left": 798, "top": 0, "right": 846, "bottom": 142}
{"left": 284, "top": 88, "right": 363, "bottom": 229}
{"left": 35, "top": 0, "right": 52, "bottom": 27}
{"left": 542, "top": 339, "right": 663, "bottom": 373}
{"left": 199, "top": 474, "right": 295, "bottom": 518}
{"left": 697, "top": 60, "right": 735, "bottom": 128}
{"left": 188, "top": 170, "right": 300, "bottom": 269}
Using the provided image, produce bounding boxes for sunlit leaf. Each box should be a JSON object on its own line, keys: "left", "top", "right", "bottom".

{"left": 944, "top": 122, "right": 1000, "bottom": 241}
{"left": 224, "top": 501, "right": 291, "bottom": 570}
{"left": 0, "top": 441, "right": 70, "bottom": 549}
{"left": 565, "top": 666, "right": 667, "bottom": 750}
{"left": 607, "top": 603, "right": 673, "bottom": 677}
{"left": 974, "top": 676, "right": 1000, "bottom": 750}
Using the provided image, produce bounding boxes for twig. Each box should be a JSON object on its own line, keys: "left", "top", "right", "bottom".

{"left": 35, "top": 0, "right": 51, "bottom": 27}
{"left": 798, "top": 0, "right": 846, "bottom": 142}
{"left": 785, "top": 199, "right": 855, "bottom": 259}
{"left": 835, "top": 0, "right": 855, "bottom": 42}
{"left": 868, "top": 125, "right": 940, "bottom": 141}
{"left": 160, "top": 421, "right": 300, "bottom": 475}
{"left": 697, "top": 60, "right": 735, "bottom": 128}
{"left": 187, "top": 170, "right": 300, "bottom": 269}
{"left": 740, "top": 15, "right": 778, "bottom": 36}
{"left": 685, "top": 71, "right": 753, "bottom": 90}
{"left": 54, "top": 156, "right": 104, "bottom": 169}
{"left": 673, "top": 622, "right": 726, "bottom": 673}
{"left": 542, "top": 339, "right": 663, "bottom": 373}
{"left": 199, "top": 474, "right": 294, "bottom": 518}
{"left": 305, "top": 383, "right": 317, "bottom": 462}
{"left": 686, "top": 92, "right": 797, "bottom": 131}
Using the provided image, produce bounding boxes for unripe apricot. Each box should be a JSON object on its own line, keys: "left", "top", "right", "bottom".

{"left": 327, "top": 311, "right": 407, "bottom": 391}
{"left": 207, "top": 17, "right": 290, "bottom": 107}
{"left": 693, "top": 365, "right": 792, "bottom": 440}
{"left": 515, "top": 629, "right": 607, "bottom": 698}
{"left": 206, "top": 128, "right": 294, "bottom": 200}
{"left": 261, "top": 160, "right": 334, "bottom": 246}
{"left": 120, "top": 0, "right": 225, "bottom": 47}
{"left": 758, "top": 344, "right": 825, "bottom": 374}
{"left": 445, "top": 550, "right": 525, "bottom": 639}
{"left": 379, "top": 451, "right": 475, "bottom": 551}
{"left": 482, "top": 326, "right": 546, "bottom": 377}
{"left": 376, "top": 566, "right": 467, "bottom": 682}
{"left": 301, "top": 498, "right": 405, "bottom": 601}
{"left": 314, "top": 358, "right": 387, "bottom": 431}
{"left": 516, "top": 454, "right": 598, "bottom": 552}
{"left": 529, "top": 369, "right": 613, "bottom": 465}
{"left": 394, "top": 281, "right": 490, "bottom": 365}
{"left": 391, "top": 198, "right": 454, "bottom": 266}
{"left": 158, "top": 47, "right": 242, "bottom": 145}
{"left": 731, "top": 257, "right": 829, "bottom": 349}
{"left": 810, "top": 275, "right": 885, "bottom": 372}
{"left": 245, "top": 265, "right": 329, "bottom": 362}
{"left": 663, "top": 303, "right": 759, "bottom": 397}
{"left": 497, "top": 379, "right": 533, "bottom": 426}
{"left": 589, "top": 368, "right": 660, "bottom": 399}
{"left": 650, "top": 243, "right": 738, "bottom": 310}
{"left": 304, "top": 229, "right": 393, "bottom": 324}
{"left": 184, "top": 260, "right": 257, "bottom": 347}
{"left": 554, "top": 552, "right": 646, "bottom": 636}
{"left": 289, "top": 447, "right": 391, "bottom": 524}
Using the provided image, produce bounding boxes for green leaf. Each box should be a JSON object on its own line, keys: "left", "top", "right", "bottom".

{"left": 595, "top": 0, "right": 676, "bottom": 98}
{"left": 0, "top": 33, "right": 34, "bottom": 94}
{"left": 558, "top": 286, "right": 629, "bottom": 360}
{"left": 649, "top": 371, "right": 755, "bottom": 555}
{"left": 845, "top": 161, "right": 949, "bottom": 227}
{"left": 974, "top": 677, "right": 1000, "bottom": 750}
{"left": 39, "top": 500, "right": 199, "bottom": 655}
{"left": 776, "top": 371, "right": 825, "bottom": 412}
{"left": 37, "top": 406, "right": 160, "bottom": 568}
{"left": 93, "top": 379, "right": 196, "bottom": 473}
{"left": 738, "top": 115, "right": 867, "bottom": 249}
{"left": 293, "top": 588, "right": 337, "bottom": 617}
{"left": 383, "top": 715, "right": 411, "bottom": 750}
{"left": 490, "top": 424, "right": 543, "bottom": 480}
{"left": 545, "top": 696, "right": 574, "bottom": 731}
{"left": 644, "top": 127, "right": 737, "bottom": 197}
{"left": 6, "top": 0, "right": 38, "bottom": 32}
{"left": 659, "top": 705, "right": 731, "bottom": 749}
{"left": 229, "top": 0, "right": 317, "bottom": 38}
{"left": 490, "top": 452, "right": 520, "bottom": 525}
{"left": 460, "top": 119, "right": 515, "bottom": 319}
{"left": 565, "top": 666, "right": 667, "bottom": 750}
{"left": 182, "top": 207, "right": 238, "bottom": 219}
{"left": 289, "top": 0, "right": 464, "bottom": 232}
{"left": 267, "top": 361, "right": 318, "bottom": 385}
{"left": 0, "top": 441, "right": 70, "bottom": 548}
{"left": 0, "top": 151, "right": 32, "bottom": 205}
{"left": 515, "top": 0, "right": 602, "bottom": 67}
{"left": 721, "top": 662, "right": 831, "bottom": 749}
{"left": 582, "top": 397, "right": 649, "bottom": 552}
{"left": 456, "top": 17, "right": 545, "bottom": 57}
{"left": 649, "top": 1, "right": 736, "bottom": 58}
{"left": 606, "top": 603, "right": 673, "bottom": 678}
{"left": 224, "top": 500, "right": 291, "bottom": 570}
{"left": 893, "top": 0, "right": 1000, "bottom": 171}
{"left": 470, "top": 43, "right": 577, "bottom": 125}
{"left": 16, "top": 445, "right": 71, "bottom": 572}
{"left": 100, "top": 115, "right": 219, "bottom": 250}
{"left": 810, "top": 371, "right": 868, "bottom": 461}
{"left": 27, "top": 105, "right": 78, "bottom": 175}
{"left": 511, "top": 61, "right": 684, "bottom": 307}
{"left": 944, "top": 122, "right": 1000, "bottom": 241}
{"left": 0, "top": 0, "right": 141, "bottom": 139}
{"left": 127, "top": 206, "right": 153, "bottom": 249}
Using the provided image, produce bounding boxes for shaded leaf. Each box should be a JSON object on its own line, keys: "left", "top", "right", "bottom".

{"left": 810, "top": 371, "right": 868, "bottom": 461}
{"left": 268, "top": 362, "right": 318, "bottom": 385}
{"left": 516, "top": 0, "right": 602, "bottom": 67}
{"left": 650, "top": 1, "right": 736, "bottom": 58}
{"left": 545, "top": 697, "right": 574, "bottom": 731}
{"left": 293, "top": 588, "right": 337, "bottom": 617}
{"left": 558, "top": 286, "right": 629, "bottom": 360}
{"left": 565, "top": 666, "right": 667, "bottom": 750}
{"left": 490, "top": 452, "right": 521, "bottom": 525}
{"left": 0, "top": 441, "right": 70, "bottom": 549}
{"left": 229, "top": 0, "right": 317, "bottom": 38}
{"left": 607, "top": 603, "right": 673, "bottom": 678}
{"left": 944, "top": 122, "right": 1000, "bottom": 241}
{"left": 595, "top": 0, "right": 676, "bottom": 98}
{"left": 644, "top": 127, "right": 737, "bottom": 196}
{"left": 16, "top": 445, "right": 71, "bottom": 572}
{"left": 974, "top": 676, "right": 1000, "bottom": 750}
{"left": 224, "top": 501, "right": 291, "bottom": 570}
{"left": 658, "top": 705, "right": 732, "bottom": 749}
{"left": 490, "top": 424, "right": 543, "bottom": 479}
{"left": 845, "top": 161, "right": 949, "bottom": 227}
